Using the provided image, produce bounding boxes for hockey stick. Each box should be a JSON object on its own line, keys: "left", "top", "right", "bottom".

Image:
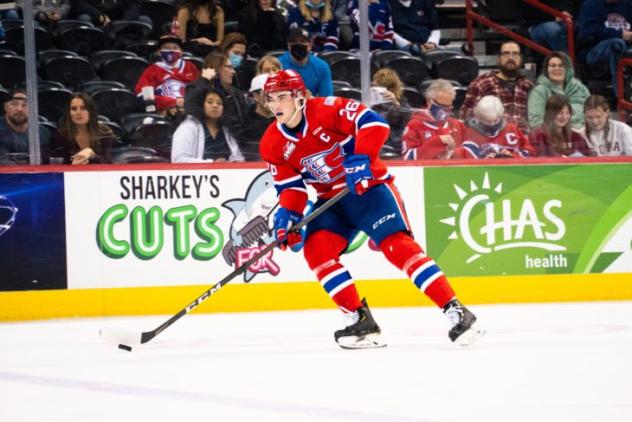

{"left": 99, "top": 187, "right": 350, "bottom": 347}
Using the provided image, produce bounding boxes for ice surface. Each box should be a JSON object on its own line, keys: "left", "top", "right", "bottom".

{"left": 1, "top": 302, "right": 631, "bottom": 422}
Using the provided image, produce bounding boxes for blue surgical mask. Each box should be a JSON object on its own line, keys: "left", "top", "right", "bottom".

{"left": 429, "top": 103, "right": 449, "bottom": 123}
{"left": 306, "top": 0, "right": 325, "bottom": 8}
{"left": 479, "top": 120, "right": 504, "bottom": 137}
{"left": 229, "top": 52, "right": 244, "bottom": 69}
{"left": 160, "top": 50, "right": 181, "bottom": 64}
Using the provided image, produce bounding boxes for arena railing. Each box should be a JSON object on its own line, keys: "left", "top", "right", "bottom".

{"left": 465, "top": 0, "right": 575, "bottom": 62}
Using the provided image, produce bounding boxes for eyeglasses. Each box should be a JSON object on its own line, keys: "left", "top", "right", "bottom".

{"left": 500, "top": 51, "right": 521, "bottom": 57}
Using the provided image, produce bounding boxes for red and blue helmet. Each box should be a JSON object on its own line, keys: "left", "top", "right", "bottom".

{"left": 263, "top": 70, "right": 306, "bottom": 96}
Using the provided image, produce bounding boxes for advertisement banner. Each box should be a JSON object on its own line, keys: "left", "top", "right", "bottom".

{"left": 0, "top": 173, "right": 67, "bottom": 291}
{"left": 64, "top": 166, "right": 424, "bottom": 289}
{"left": 424, "top": 164, "right": 632, "bottom": 276}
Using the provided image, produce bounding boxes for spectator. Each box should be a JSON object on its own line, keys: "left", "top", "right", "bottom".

{"left": 577, "top": 0, "right": 632, "bottom": 95}
{"left": 256, "top": 54, "right": 282, "bottom": 75}
{"left": 347, "top": 0, "right": 395, "bottom": 50}
{"left": 528, "top": 51, "right": 590, "bottom": 130}
{"left": 459, "top": 41, "right": 534, "bottom": 134}
{"left": 455, "top": 95, "right": 535, "bottom": 159}
{"left": 279, "top": 28, "right": 333, "bottom": 97}
{"left": 51, "top": 93, "right": 113, "bottom": 164}
{"left": 371, "top": 68, "right": 410, "bottom": 153}
{"left": 218, "top": 32, "right": 248, "bottom": 71}
{"left": 0, "top": 89, "right": 51, "bottom": 165}
{"left": 580, "top": 94, "right": 632, "bottom": 155}
{"left": 523, "top": 0, "right": 579, "bottom": 53}
{"left": 402, "top": 79, "right": 466, "bottom": 160}
{"left": 241, "top": 74, "right": 274, "bottom": 161}
{"left": 135, "top": 36, "right": 201, "bottom": 119}
{"left": 68, "top": 0, "right": 111, "bottom": 26}
{"left": 333, "top": 0, "right": 353, "bottom": 49}
{"left": 287, "top": 0, "right": 339, "bottom": 51}
{"left": 15, "top": 0, "right": 70, "bottom": 26}
{"left": 390, "top": 0, "right": 440, "bottom": 54}
{"left": 238, "top": 0, "right": 287, "bottom": 52}
{"left": 202, "top": 52, "right": 249, "bottom": 139}
{"left": 177, "top": 0, "right": 225, "bottom": 57}
{"left": 172, "top": 79, "right": 244, "bottom": 162}
{"left": 528, "top": 94, "right": 592, "bottom": 157}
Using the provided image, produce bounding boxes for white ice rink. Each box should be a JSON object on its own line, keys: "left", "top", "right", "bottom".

{"left": 1, "top": 302, "right": 631, "bottom": 422}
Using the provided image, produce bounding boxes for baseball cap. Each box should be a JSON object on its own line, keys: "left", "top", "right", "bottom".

{"left": 288, "top": 28, "right": 309, "bottom": 43}
{"left": 157, "top": 35, "right": 183, "bottom": 49}
{"left": 249, "top": 74, "right": 269, "bottom": 93}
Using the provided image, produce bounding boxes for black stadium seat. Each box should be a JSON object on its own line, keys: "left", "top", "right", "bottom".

{"left": 51, "top": 19, "right": 95, "bottom": 36}
{"left": 318, "top": 50, "right": 356, "bottom": 66}
{"left": 402, "top": 87, "right": 424, "bottom": 109}
{"left": 91, "top": 50, "right": 139, "bottom": 72}
{"left": 371, "top": 50, "right": 410, "bottom": 68}
{"left": 77, "top": 80, "right": 126, "bottom": 95}
{"left": 329, "top": 56, "right": 376, "bottom": 88}
{"left": 334, "top": 87, "right": 362, "bottom": 101}
{"left": 100, "top": 56, "right": 150, "bottom": 90}
{"left": 37, "top": 49, "right": 79, "bottom": 70}
{"left": 38, "top": 87, "right": 73, "bottom": 125}
{"left": 434, "top": 56, "right": 479, "bottom": 86}
{"left": 0, "top": 88, "right": 10, "bottom": 105}
{"left": 382, "top": 56, "right": 430, "bottom": 88}
{"left": 57, "top": 26, "right": 109, "bottom": 56}
{"left": 112, "top": 146, "right": 169, "bottom": 164}
{"left": 42, "top": 56, "right": 99, "bottom": 89}
{"left": 126, "top": 40, "right": 160, "bottom": 59}
{"left": 120, "top": 113, "right": 168, "bottom": 137}
{"left": 332, "top": 80, "right": 352, "bottom": 90}
{"left": 91, "top": 88, "right": 143, "bottom": 123}
{"left": 106, "top": 20, "right": 153, "bottom": 49}
{"left": 422, "top": 49, "right": 460, "bottom": 74}
{"left": 0, "top": 55, "right": 26, "bottom": 88}
{"left": 4, "top": 26, "right": 53, "bottom": 54}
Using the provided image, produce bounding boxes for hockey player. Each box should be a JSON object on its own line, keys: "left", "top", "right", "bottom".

{"left": 259, "top": 70, "right": 484, "bottom": 349}
{"left": 402, "top": 79, "right": 467, "bottom": 160}
{"left": 455, "top": 95, "right": 535, "bottom": 159}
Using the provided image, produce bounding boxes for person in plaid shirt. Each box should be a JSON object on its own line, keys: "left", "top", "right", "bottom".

{"left": 459, "top": 41, "right": 534, "bottom": 134}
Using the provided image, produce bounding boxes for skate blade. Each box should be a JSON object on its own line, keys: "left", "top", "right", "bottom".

{"left": 337, "top": 333, "right": 387, "bottom": 350}
{"left": 454, "top": 322, "right": 486, "bottom": 347}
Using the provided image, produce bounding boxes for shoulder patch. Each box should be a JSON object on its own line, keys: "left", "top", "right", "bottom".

{"left": 324, "top": 96, "right": 336, "bottom": 106}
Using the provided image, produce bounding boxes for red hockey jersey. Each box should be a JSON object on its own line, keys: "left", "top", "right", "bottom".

{"left": 402, "top": 110, "right": 467, "bottom": 160}
{"left": 259, "top": 96, "right": 391, "bottom": 213}
{"left": 454, "top": 122, "right": 535, "bottom": 159}
{"left": 134, "top": 60, "right": 200, "bottom": 111}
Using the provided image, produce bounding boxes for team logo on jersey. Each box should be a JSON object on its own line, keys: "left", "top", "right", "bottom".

{"left": 300, "top": 143, "right": 346, "bottom": 183}
{"left": 283, "top": 141, "right": 297, "bottom": 160}
{"left": 440, "top": 172, "right": 567, "bottom": 265}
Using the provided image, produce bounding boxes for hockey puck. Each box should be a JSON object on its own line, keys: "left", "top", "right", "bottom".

{"left": 118, "top": 344, "right": 133, "bottom": 352}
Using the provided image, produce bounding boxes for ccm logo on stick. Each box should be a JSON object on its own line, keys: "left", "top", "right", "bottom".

{"left": 373, "top": 213, "right": 396, "bottom": 229}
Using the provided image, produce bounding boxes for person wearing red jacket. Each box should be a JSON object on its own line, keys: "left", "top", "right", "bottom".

{"left": 259, "top": 70, "right": 485, "bottom": 349}
{"left": 135, "top": 36, "right": 200, "bottom": 117}
{"left": 402, "top": 79, "right": 466, "bottom": 160}
{"left": 455, "top": 95, "right": 535, "bottom": 159}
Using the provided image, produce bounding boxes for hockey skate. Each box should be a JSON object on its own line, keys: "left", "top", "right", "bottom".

{"left": 443, "top": 299, "right": 485, "bottom": 346}
{"left": 334, "top": 299, "right": 387, "bottom": 350}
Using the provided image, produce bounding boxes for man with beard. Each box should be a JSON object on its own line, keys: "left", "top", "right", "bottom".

{"left": 278, "top": 28, "right": 333, "bottom": 97}
{"left": 0, "top": 89, "right": 50, "bottom": 165}
{"left": 459, "top": 41, "right": 534, "bottom": 134}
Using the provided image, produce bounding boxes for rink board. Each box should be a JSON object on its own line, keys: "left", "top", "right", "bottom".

{"left": 1, "top": 159, "right": 632, "bottom": 320}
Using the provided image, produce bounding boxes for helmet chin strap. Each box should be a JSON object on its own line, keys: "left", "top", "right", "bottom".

{"left": 286, "top": 93, "right": 306, "bottom": 125}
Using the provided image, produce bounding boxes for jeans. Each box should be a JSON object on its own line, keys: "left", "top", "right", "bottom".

{"left": 586, "top": 38, "right": 627, "bottom": 95}
{"left": 529, "top": 21, "right": 568, "bottom": 52}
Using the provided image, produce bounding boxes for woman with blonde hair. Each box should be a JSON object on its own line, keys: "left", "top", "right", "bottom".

{"left": 371, "top": 68, "right": 410, "bottom": 154}
{"left": 287, "top": 0, "right": 339, "bottom": 51}
{"left": 52, "top": 93, "right": 113, "bottom": 164}
{"left": 580, "top": 95, "right": 632, "bottom": 156}
{"left": 256, "top": 55, "right": 282, "bottom": 75}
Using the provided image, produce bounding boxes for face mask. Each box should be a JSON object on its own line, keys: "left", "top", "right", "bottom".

{"left": 290, "top": 44, "right": 309, "bottom": 61}
{"left": 160, "top": 50, "right": 181, "bottom": 64}
{"left": 480, "top": 120, "right": 503, "bottom": 137}
{"left": 429, "top": 103, "right": 449, "bottom": 123}
{"left": 306, "top": 0, "right": 325, "bottom": 8}
{"left": 229, "top": 52, "right": 244, "bottom": 69}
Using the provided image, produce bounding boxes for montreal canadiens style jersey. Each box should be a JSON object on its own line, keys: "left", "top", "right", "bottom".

{"left": 454, "top": 122, "right": 535, "bottom": 159}
{"left": 259, "top": 96, "right": 391, "bottom": 213}
{"left": 402, "top": 110, "right": 467, "bottom": 160}
{"left": 134, "top": 59, "right": 200, "bottom": 110}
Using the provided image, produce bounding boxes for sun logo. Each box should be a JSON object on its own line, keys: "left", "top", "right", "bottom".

{"left": 440, "top": 172, "right": 566, "bottom": 264}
